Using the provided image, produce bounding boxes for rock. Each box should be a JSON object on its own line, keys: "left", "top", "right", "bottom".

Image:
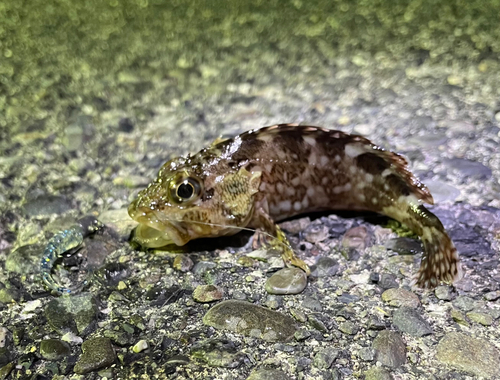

{"left": 192, "top": 261, "right": 217, "bottom": 275}
{"left": 452, "top": 295, "right": 478, "bottom": 311}
{"left": 364, "top": 366, "right": 392, "bottom": 380}
{"left": 393, "top": 307, "right": 432, "bottom": 336}
{"left": 339, "top": 321, "right": 359, "bottom": 335}
{"left": 466, "top": 311, "right": 493, "bottom": 326}
{"left": 381, "top": 288, "right": 420, "bottom": 308}
{"left": 203, "top": 300, "right": 297, "bottom": 342}
{"left": 313, "top": 347, "right": 339, "bottom": 369}
{"left": 99, "top": 208, "right": 138, "bottom": 241}
{"left": 444, "top": 158, "right": 492, "bottom": 180}
{"left": 436, "top": 332, "right": 500, "bottom": 378}
{"left": 342, "top": 226, "right": 370, "bottom": 250}
{"left": 44, "top": 293, "right": 97, "bottom": 335}
{"left": 372, "top": 330, "right": 406, "bottom": 368}
{"left": 39, "top": 339, "right": 71, "bottom": 360}
{"left": 310, "top": 257, "right": 339, "bottom": 278}
{"left": 193, "top": 285, "right": 224, "bottom": 303}
{"left": 265, "top": 268, "right": 307, "bottom": 295}
{"left": 358, "top": 347, "right": 375, "bottom": 361}
{"left": 247, "top": 369, "right": 289, "bottom": 380}
{"left": 191, "top": 339, "right": 244, "bottom": 368}
{"left": 434, "top": 286, "right": 454, "bottom": 300}
{"left": 74, "top": 337, "right": 116, "bottom": 374}
{"left": 304, "top": 224, "right": 329, "bottom": 243}
{"left": 173, "top": 254, "right": 194, "bottom": 272}
{"left": 302, "top": 296, "right": 323, "bottom": 311}
{"left": 23, "top": 195, "right": 72, "bottom": 217}
{"left": 5, "top": 244, "right": 43, "bottom": 274}
{"left": 385, "top": 237, "right": 423, "bottom": 255}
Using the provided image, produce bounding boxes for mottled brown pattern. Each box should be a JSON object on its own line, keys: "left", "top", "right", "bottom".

{"left": 129, "top": 123, "right": 461, "bottom": 288}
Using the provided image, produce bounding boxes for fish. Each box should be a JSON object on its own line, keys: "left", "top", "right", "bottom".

{"left": 128, "top": 123, "right": 462, "bottom": 288}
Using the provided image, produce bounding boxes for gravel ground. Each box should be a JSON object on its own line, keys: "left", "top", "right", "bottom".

{"left": 1, "top": 0, "right": 500, "bottom": 379}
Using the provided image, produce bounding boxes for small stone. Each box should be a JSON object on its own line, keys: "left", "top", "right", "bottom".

{"left": 203, "top": 300, "right": 297, "bottom": 342}
{"left": 193, "top": 285, "right": 224, "bottom": 303}
{"left": 434, "top": 285, "right": 454, "bottom": 300}
{"left": 342, "top": 226, "right": 370, "bottom": 250}
{"left": 192, "top": 261, "right": 217, "bottom": 275}
{"left": 265, "top": 268, "right": 307, "bottom": 295}
{"left": 308, "top": 315, "right": 329, "bottom": 333}
{"left": 372, "top": 330, "right": 406, "bottom": 368}
{"left": 304, "top": 224, "right": 329, "bottom": 243}
{"left": 294, "top": 329, "right": 311, "bottom": 341}
{"left": 191, "top": 339, "right": 244, "bottom": 368}
{"left": 450, "top": 309, "right": 468, "bottom": 325}
{"left": 339, "top": 321, "right": 358, "bottom": 335}
{"left": 444, "top": 158, "right": 492, "bottom": 180}
{"left": 0, "top": 288, "right": 20, "bottom": 303}
{"left": 452, "top": 295, "right": 477, "bottom": 311}
{"left": 39, "top": 339, "right": 71, "bottom": 360}
{"left": 132, "top": 340, "right": 148, "bottom": 353}
{"left": 313, "top": 347, "right": 339, "bottom": 369}
{"left": 484, "top": 290, "right": 500, "bottom": 301}
{"left": 44, "top": 293, "right": 97, "bottom": 335}
{"left": 385, "top": 237, "right": 423, "bottom": 255}
{"left": 74, "top": 337, "right": 116, "bottom": 374}
{"left": 290, "top": 308, "right": 307, "bottom": 323}
{"left": 310, "top": 257, "right": 339, "bottom": 278}
{"left": 436, "top": 332, "right": 500, "bottom": 378}
{"left": 173, "top": 254, "right": 194, "bottom": 272}
{"left": 247, "top": 369, "right": 289, "bottom": 380}
{"left": 393, "top": 307, "right": 432, "bottom": 337}
{"left": 377, "top": 273, "right": 399, "bottom": 290}
{"left": 466, "top": 311, "right": 493, "bottom": 326}
{"left": 364, "top": 366, "right": 392, "bottom": 380}
{"left": 358, "top": 347, "right": 375, "bottom": 361}
{"left": 302, "top": 296, "right": 323, "bottom": 311}
{"left": 5, "top": 244, "right": 43, "bottom": 274}
{"left": 0, "top": 328, "right": 11, "bottom": 349}
{"left": 381, "top": 288, "right": 420, "bottom": 308}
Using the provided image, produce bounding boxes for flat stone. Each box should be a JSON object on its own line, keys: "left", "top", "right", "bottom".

{"left": 265, "top": 268, "right": 307, "bottom": 295}
{"left": 393, "top": 307, "right": 432, "bottom": 337}
{"left": 364, "top": 366, "right": 392, "bottom": 380}
{"left": 203, "top": 300, "right": 297, "bottom": 342}
{"left": 342, "top": 226, "right": 370, "bottom": 250}
{"left": 39, "top": 339, "right": 71, "bottom": 360}
{"left": 44, "top": 293, "right": 97, "bottom": 335}
{"left": 193, "top": 285, "right": 224, "bottom": 303}
{"left": 436, "top": 332, "right": 500, "bottom": 378}
{"left": 23, "top": 195, "right": 72, "bottom": 217}
{"left": 74, "top": 337, "right": 116, "bottom": 374}
{"left": 247, "top": 369, "right": 289, "bottom": 380}
{"left": 313, "top": 347, "right": 339, "bottom": 369}
{"left": 466, "top": 311, "right": 493, "bottom": 326}
{"left": 191, "top": 339, "right": 244, "bottom": 368}
{"left": 444, "top": 158, "right": 492, "bottom": 180}
{"left": 381, "top": 288, "right": 420, "bottom": 308}
{"left": 310, "top": 257, "right": 339, "bottom": 278}
{"left": 434, "top": 285, "right": 454, "bottom": 300}
{"left": 304, "top": 224, "right": 329, "bottom": 243}
{"left": 339, "top": 321, "right": 359, "bottom": 335}
{"left": 372, "top": 330, "right": 406, "bottom": 368}
{"left": 5, "top": 244, "right": 43, "bottom": 274}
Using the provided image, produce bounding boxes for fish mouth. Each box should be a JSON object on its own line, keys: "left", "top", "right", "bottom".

{"left": 128, "top": 201, "right": 189, "bottom": 248}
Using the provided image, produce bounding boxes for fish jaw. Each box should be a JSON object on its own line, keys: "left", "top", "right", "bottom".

{"left": 128, "top": 200, "right": 190, "bottom": 247}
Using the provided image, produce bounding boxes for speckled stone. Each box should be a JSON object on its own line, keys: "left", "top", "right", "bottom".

{"left": 265, "top": 268, "right": 307, "bottom": 295}
{"left": 313, "top": 347, "right": 339, "bottom": 369}
{"left": 341, "top": 226, "right": 370, "bottom": 250}
{"left": 381, "top": 288, "right": 420, "bottom": 308}
{"left": 39, "top": 339, "right": 71, "bottom": 360}
{"left": 5, "top": 244, "right": 43, "bottom": 274}
{"left": 358, "top": 347, "right": 375, "bottom": 361}
{"left": 191, "top": 339, "right": 244, "bottom": 368}
{"left": 434, "top": 285, "right": 454, "bottom": 300}
{"left": 436, "top": 332, "right": 500, "bottom": 378}
{"left": 393, "top": 307, "right": 432, "bottom": 337}
{"left": 372, "top": 330, "right": 406, "bottom": 368}
{"left": 193, "top": 285, "right": 224, "bottom": 303}
{"left": 173, "top": 254, "right": 194, "bottom": 272}
{"left": 452, "top": 295, "right": 479, "bottom": 311}
{"left": 44, "top": 293, "right": 97, "bottom": 335}
{"left": 74, "top": 337, "right": 116, "bottom": 374}
{"left": 203, "top": 300, "right": 297, "bottom": 342}
{"left": 364, "top": 366, "right": 392, "bottom": 380}
{"left": 247, "top": 369, "right": 289, "bottom": 380}
{"left": 339, "top": 321, "right": 359, "bottom": 335}
{"left": 466, "top": 311, "right": 493, "bottom": 326}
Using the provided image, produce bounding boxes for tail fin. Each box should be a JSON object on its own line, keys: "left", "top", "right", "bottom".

{"left": 406, "top": 204, "right": 462, "bottom": 288}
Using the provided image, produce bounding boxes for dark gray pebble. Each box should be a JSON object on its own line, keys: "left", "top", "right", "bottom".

{"left": 372, "top": 330, "right": 406, "bottom": 368}
{"left": 393, "top": 307, "right": 432, "bottom": 337}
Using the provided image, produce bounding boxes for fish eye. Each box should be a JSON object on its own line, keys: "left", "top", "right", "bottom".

{"left": 171, "top": 177, "right": 201, "bottom": 203}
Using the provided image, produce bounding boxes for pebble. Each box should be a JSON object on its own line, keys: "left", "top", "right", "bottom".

{"left": 341, "top": 226, "right": 370, "bottom": 250}
{"left": 39, "top": 339, "right": 71, "bottom": 360}
{"left": 193, "top": 285, "right": 224, "bottom": 303}
{"left": 436, "top": 332, "right": 500, "bottom": 378}
{"left": 466, "top": 311, "right": 493, "bottom": 326}
{"left": 444, "top": 158, "right": 492, "bottom": 180}
{"left": 372, "top": 330, "right": 406, "bottom": 368}
{"left": 310, "top": 257, "right": 340, "bottom": 278}
{"left": 203, "top": 300, "right": 297, "bottom": 342}
{"left": 5, "top": 244, "right": 43, "bottom": 274}
{"left": 392, "top": 307, "right": 432, "bottom": 337}
{"left": 434, "top": 285, "right": 455, "bottom": 301}
{"left": 302, "top": 296, "right": 323, "bottom": 312}
{"left": 191, "top": 339, "right": 244, "bottom": 368}
{"left": 339, "top": 321, "right": 359, "bottom": 335}
{"left": 173, "top": 254, "right": 194, "bottom": 272}
{"left": 304, "top": 224, "right": 330, "bottom": 243}
{"left": 132, "top": 339, "right": 148, "bottom": 353}
{"left": 358, "top": 347, "right": 375, "bottom": 361}
{"left": 247, "top": 369, "right": 289, "bottom": 380}
{"left": 192, "top": 261, "right": 217, "bottom": 275}
{"left": 265, "top": 268, "right": 307, "bottom": 295}
{"left": 44, "top": 293, "right": 97, "bottom": 335}
{"left": 74, "top": 337, "right": 116, "bottom": 375}
{"left": 313, "top": 347, "right": 339, "bottom": 369}
{"left": 364, "top": 366, "right": 392, "bottom": 380}
{"left": 384, "top": 237, "right": 423, "bottom": 255}
{"left": 452, "top": 295, "right": 478, "bottom": 312}
{"left": 22, "top": 195, "right": 72, "bottom": 217}
{"left": 381, "top": 288, "right": 420, "bottom": 308}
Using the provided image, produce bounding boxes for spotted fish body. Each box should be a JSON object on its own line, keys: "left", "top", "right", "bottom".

{"left": 128, "top": 124, "right": 461, "bottom": 288}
